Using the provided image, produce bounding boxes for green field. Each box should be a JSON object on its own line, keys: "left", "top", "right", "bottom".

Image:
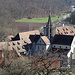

{"left": 15, "top": 14, "right": 67, "bottom": 23}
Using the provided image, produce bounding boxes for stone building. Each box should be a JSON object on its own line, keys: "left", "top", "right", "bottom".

{"left": 52, "top": 25, "right": 75, "bottom": 36}
{"left": 34, "top": 36, "right": 51, "bottom": 56}
{"left": 52, "top": 35, "right": 74, "bottom": 50}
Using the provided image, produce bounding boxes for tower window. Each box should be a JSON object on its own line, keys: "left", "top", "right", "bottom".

{"left": 70, "top": 30, "right": 74, "bottom": 33}
{"left": 38, "top": 46, "right": 39, "bottom": 50}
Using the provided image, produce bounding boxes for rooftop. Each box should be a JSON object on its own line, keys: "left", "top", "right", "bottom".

{"left": 41, "top": 36, "right": 50, "bottom": 44}
{"left": 52, "top": 35, "right": 74, "bottom": 45}
{"left": 56, "top": 26, "right": 75, "bottom": 35}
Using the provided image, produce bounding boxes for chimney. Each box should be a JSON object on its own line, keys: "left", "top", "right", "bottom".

{"left": 63, "top": 24, "right": 64, "bottom": 27}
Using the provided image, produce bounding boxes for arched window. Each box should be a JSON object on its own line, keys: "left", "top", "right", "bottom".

{"left": 60, "top": 46, "right": 61, "bottom": 48}
{"left": 66, "top": 47, "right": 67, "bottom": 49}
{"left": 54, "top": 46, "right": 55, "bottom": 48}
{"left": 38, "top": 46, "right": 39, "bottom": 49}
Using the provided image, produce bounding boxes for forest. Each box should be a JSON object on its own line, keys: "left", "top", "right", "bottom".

{"left": 0, "top": 0, "right": 75, "bottom": 41}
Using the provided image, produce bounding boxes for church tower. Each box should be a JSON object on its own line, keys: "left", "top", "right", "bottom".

{"left": 44, "top": 14, "right": 52, "bottom": 40}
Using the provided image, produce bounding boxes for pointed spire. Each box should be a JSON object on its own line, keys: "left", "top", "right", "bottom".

{"left": 47, "top": 12, "right": 52, "bottom": 39}
{"left": 44, "top": 12, "right": 52, "bottom": 40}
{"left": 47, "top": 13, "right": 51, "bottom": 25}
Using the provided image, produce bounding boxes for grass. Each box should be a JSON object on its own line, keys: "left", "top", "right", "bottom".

{"left": 15, "top": 14, "right": 67, "bottom": 23}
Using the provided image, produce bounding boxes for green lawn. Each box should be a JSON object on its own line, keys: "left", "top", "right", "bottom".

{"left": 15, "top": 14, "right": 67, "bottom": 23}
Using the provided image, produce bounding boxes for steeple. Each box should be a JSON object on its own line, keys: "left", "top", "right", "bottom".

{"left": 48, "top": 13, "right": 52, "bottom": 39}
{"left": 44, "top": 13, "right": 52, "bottom": 39}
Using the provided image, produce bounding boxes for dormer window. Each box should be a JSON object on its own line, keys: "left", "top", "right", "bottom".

{"left": 22, "top": 46, "right": 25, "bottom": 49}
{"left": 63, "top": 29, "right": 65, "bottom": 31}
{"left": 40, "top": 41, "right": 41, "bottom": 43}
{"left": 12, "top": 47, "right": 15, "bottom": 50}
{"left": 8, "top": 43, "right": 10, "bottom": 46}
{"left": 12, "top": 43, "right": 15, "bottom": 45}
{"left": 17, "top": 42, "right": 20, "bottom": 45}
{"left": 61, "top": 33, "right": 63, "bottom": 35}
{"left": 17, "top": 47, "right": 20, "bottom": 50}
{"left": 24, "top": 41, "right": 26, "bottom": 43}
{"left": 70, "top": 30, "right": 74, "bottom": 33}
{"left": 64, "top": 32, "right": 68, "bottom": 34}
{"left": 57, "top": 29, "right": 59, "bottom": 32}
{"left": 66, "top": 28, "right": 68, "bottom": 31}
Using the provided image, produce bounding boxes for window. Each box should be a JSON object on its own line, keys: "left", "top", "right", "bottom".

{"left": 66, "top": 28, "right": 68, "bottom": 31}
{"left": 24, "top": 41, "right": 26, "bottom": 43}
{"left": 54, "top": 46, "right": 55, "bottom": 48}
{"left": 42, "top": 47, "right": 44, "bottom": 50}
{"left": 64, "top": 32, "right": 68, "bottom": 34}
{"left": 17, "top": 42, "right": 20, "bottom": 45}
{"left": 17, "top": 47, "right": 20, "bottom": 50}
{"left": 12, "top": 43, "right": 15, "bottom": 45}
{"left": 61, "top": 33, "right": 63, "bottom": 35}
{"left": 63, "top": 29, "right": 65, "bottom": 31}
{"left": 22, "top": 46, "right": 25, "bottom": 49}
{"left": 8, "top": 44, "right": 10, "bottom": 46}
{"left": 57, "top": 29, "right": 59, "bottom": 32}
{"left": 38, "top": 46, "right": 39, "bottom": 49}
{"left": 60, "top": 46, "right": 61, "bottom": 48}
{"left": 40, "top": 41, "right": 41, "bottom": 43}
{"left": 66, "top": 47, "right": 67, "bottom": 49}
{"left": 12, "top": 47, "right": 15, "bottom": 50}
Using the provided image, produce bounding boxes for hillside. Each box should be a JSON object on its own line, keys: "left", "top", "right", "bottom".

{"left": 0, "top": 0, "right": 75, "bottom": 41}
{"left": 0, "top": 0, "right": 74, "bottom": 18}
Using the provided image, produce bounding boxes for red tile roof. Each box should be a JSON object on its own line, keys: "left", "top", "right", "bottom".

{"left": 19, "top": 30, "right": 40, "bottom": 44}
{"left": 41, "top": 36, "right": 50, "bottom": 44}
{"left": 7, "top": 35, "right": 14, "bottom": 40}
{"left": 56, "top": 26, "right": 75, "bottom": 35}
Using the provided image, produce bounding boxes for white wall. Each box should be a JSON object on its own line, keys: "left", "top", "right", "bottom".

{"left": 52, "top": 44, "right": 71, "bottom": 50}
{"left": 34, "top": 38, "right": 50, "bottom": 56}
{"left": 67, "top": 36, "right": 75, "bottom": 58}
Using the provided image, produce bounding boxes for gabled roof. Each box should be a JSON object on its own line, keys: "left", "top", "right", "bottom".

{"left": 41, "top": 36, "right": 50, "bottom": 44}
{"left": 19, "top": 30, "right": 40, "bottom": 37}
{"left": 7, "top": 35, "right": 14, "bottom": 40}
{"left": 52, "top": 35, "right": 74, "bottom": 45}
{"left": 56, "top": 26, "right": 75, "bottom": 35}
{"left": 12, "top": 30, "right": 40, "bottom": 44}
{"left": 19, "top": 30, "right": 40, "bottom": 44}
{"left": 29, "top": 35, "right": 40, "bottom": 43}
